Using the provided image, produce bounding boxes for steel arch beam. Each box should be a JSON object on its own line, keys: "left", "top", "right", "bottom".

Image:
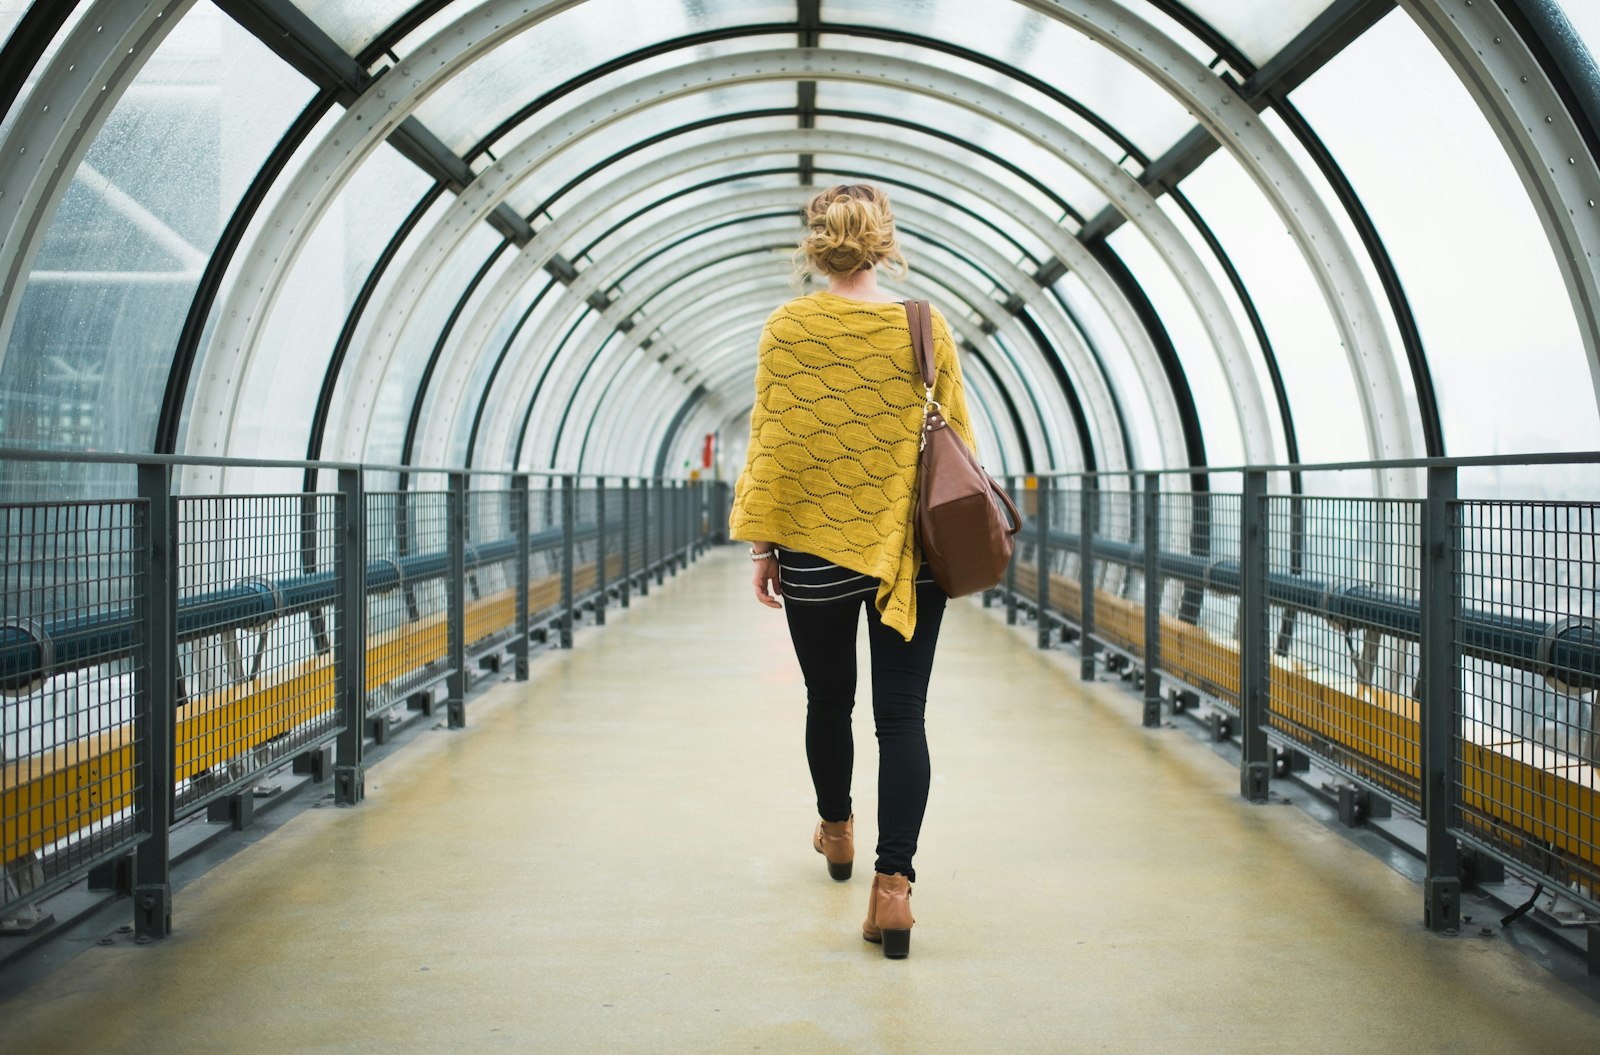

{"left": 431, "top": 130, "right": 1189, "bottom": 474}
{"left": 348, "top": 46, "right": 1267, "bottom": 466}
{"left": 582, "top": 251, "right": 1030, "bottom": 473}
{"left": 570, "top": 271, "right": 1023, "bottom": 478}
{"left": 515, "top": 244, "right": 1031, "bottom": 476}
{"left": 1401, "top": 0, "right": 1600, "bottom": 410}
{"left": 487, "top": 194, "right": 1107, "bottom": 472}
{"left": 0, "top": 0, "right": 200, "bottom": 378}
{"left": 1012, "top": 0, "right": 1418, "bottom": 484}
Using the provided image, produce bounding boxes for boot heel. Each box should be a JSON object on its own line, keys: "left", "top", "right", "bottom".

{"left": 828, "top": 860, "right": 852, "bottom": 882}
{"left": 880, "top": 929, "right": 911, "bottom": 959}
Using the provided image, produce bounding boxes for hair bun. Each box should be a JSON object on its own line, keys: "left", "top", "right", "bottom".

{"left": 795, "top": 184, "right": 908, "bottom": 280}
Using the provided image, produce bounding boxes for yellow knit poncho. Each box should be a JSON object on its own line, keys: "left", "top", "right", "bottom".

{"left": 728, "top": 291, "right": 975, "bottom": 640}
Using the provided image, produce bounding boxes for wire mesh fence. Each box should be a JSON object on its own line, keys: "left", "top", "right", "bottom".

{"left": 527, "top": 482, "right": 563, "bottom": 624}
{"left": 1156, "top": 486, "right": 1242, "bottom": 712}
{"left": 363, "top": 488, "right": 451, "bottom": 714}
{"left": 172, "top": 493, "right": 343, "bottom": 819}
{"left": 574, "top": 482, "right": 601, "bottom": 604}
{"left": 1091, "top": 479, "right": 1143, "bottom": 660}
{"left": 2, "top": 500, "right": 145, "bottom": 917}
{"left": 0, "top": 452, "right": 704, "bottom": 935}
{"left": 1453, "top": 499, "right": 1599, "bottom": 908}
{"left": 1264, "top": 495, "right": 1424, "bottom": 809}
{"left": 465, "top": 485, "right": 517, "bottom": 653}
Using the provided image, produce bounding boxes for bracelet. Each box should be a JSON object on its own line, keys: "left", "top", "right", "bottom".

{"left": 750, "top": 548, "right": 777, "bottom": 561}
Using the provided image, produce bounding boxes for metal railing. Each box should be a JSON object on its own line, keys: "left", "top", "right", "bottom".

{"left": 995, "top": 455, "right": 1600, "bottom": 936}
{"left": 0, "top": 451, "right": 727, "bottom": 937}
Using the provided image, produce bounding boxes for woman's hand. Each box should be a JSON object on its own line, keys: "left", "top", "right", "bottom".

{"left": 752, "top": 551, "right": 783, "bottom": 609}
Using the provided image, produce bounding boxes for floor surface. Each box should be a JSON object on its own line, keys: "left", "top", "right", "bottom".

{"left": 3, "top": 547, "right": 1598, "bottom": 1054}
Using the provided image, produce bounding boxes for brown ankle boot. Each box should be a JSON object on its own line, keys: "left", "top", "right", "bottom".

{"left": 862, "top": 872, "right": 914, "bottom": 959}
{"left": 813, "top": 815, "right": 853, "bottom": 881}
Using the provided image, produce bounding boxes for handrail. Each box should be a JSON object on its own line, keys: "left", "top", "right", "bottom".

{"left": 1034, "top": 523, "right": 1600, "bottom": 691}
{"left": 0, "top": 519, "right": 619, "bottom": 691}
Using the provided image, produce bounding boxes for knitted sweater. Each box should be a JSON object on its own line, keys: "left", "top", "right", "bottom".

{"left": 728, "top": 291, "right": 975, "bottom": 640}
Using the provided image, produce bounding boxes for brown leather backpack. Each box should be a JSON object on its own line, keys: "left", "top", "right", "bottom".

{"left": 904, "top": 299, "right": 1021, "bottom": 597}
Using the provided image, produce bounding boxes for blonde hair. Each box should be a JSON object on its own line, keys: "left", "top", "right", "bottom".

{"left": 794, "top": 184, "right": 909, "bottom": 280}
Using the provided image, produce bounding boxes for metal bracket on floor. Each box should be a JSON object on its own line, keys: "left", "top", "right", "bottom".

{"left": 1207, "top": 711, "right": 1234, "bottom": 741}
{"left": 1425, "top": 876, "right": 1461, "bottom": 934}
{"left": 1241, "top": 762, "right": 1271, "bottom": 802}
{"left": 335, "top": 763, "right": 364, "bottom": 806}
{"left": 1170, "top": 688, "right": 1198, "bottom": 715}
{"left": 407, "top": 690, "right": 436, "bottom": 715}
{"left": 89, "top": 853, "right": 135, "bottom": 896}
{"left": 1588, "top": 924, "right": 1600, "bottom": 977}
{"left": 370, "top": 710, "right": 405, "bottom": 744}
{"left": 0, "top": 903, "right": 56, "bottom": 935}
{"left": 1331, "top": 782, "right": 1392, "bottom": 827}
{"left": 292, "top": 743, "right": 334, "bottom": 783}
{"left": 1104, "top": 652, "right": 1130, "bottom": 677}
{"left": 206, "top": 790, "right": 255, "bottom": 831}
{"left": 1460, "top": 847, "right": 1506, "bottom": 888}
{"left": 478, "top": 653, "right": 502, "bottom": 673}
{"left": 1272, "top": 746, "right": 1311, "bottom": 778}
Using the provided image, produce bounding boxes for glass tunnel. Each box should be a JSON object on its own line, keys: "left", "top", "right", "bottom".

{"left": 4, "top": 0, "right": 1600, "bottom": 1012}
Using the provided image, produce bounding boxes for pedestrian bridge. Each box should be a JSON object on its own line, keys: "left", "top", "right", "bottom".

{"left": 4, "top": 0, "right": 1600, "bottom": 1049}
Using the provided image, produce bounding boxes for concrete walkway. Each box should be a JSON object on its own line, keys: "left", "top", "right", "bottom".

{"left": 3, "top": 547, "right": 1598, "bottom": 1054}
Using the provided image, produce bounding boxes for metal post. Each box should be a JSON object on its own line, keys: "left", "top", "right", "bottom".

{"left": 1142, "top": 472, "right": 1162, "bottom": 728}
{"left": 1239, "top": 470, "right": 1270, "bottom": 801}
{"left": 132, "top": 463, "right": 175, "bottom": 939}
{"left": 445, "top": 473, "right": 468, "bottom": 729}
{"left": 561, "top": 474, "right": 576, "bottom": 648}
{"left": 638, "top": 478, "right": 650, "bottom": 598}
{"left": 620, "top": 478, "right": 632, "bottom": 608}
{"left": 334, "top": 469, "right": 367, "bottom": 804}
{"left": 1003, "top": 475, "right": 1019, "bottom": 624}
{"left": 1036, "top": 476, "right": 1051, "bottom": 649}
{"left": 1422, "top": 466, "right": 1462, "bottom": 931}
{"left": 595, "top": 477, "right": 607, "bottom": 626}
{"left": 1079, "top": 477, "right": 1097, "bottom": 680}
{"left": 656, "top": 479, "right": 667, "bottom": 586}
{"left": 513, "top": 474, "right": 531, "bottom": 679}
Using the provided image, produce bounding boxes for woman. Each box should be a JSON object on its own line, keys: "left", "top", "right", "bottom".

{"left": 728, "top": 183, "right": 976, "bottom": 960}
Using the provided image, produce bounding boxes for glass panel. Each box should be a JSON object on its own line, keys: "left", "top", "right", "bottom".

{"left": 415, "top": 7, "right": 793, "bottom": 156}
{"left": 1257, "top": 107, "right": 1421, "bottom": 456}
{"left": 563, "top": 170, "right": 804, "bottom": 267}
{"left": 1052, "top": 273, "right": 1163, "bottom": 468}
{"left": 449, "top": 276, "right": 560, "bottom": 466}
{"left": 813, "top": 113, "right": 1068, "bottom": 233}
{"left": 0, "top": 3, "right": 315, "bottom": 458}
{"left": 290, "top": 0, "right": 415, "bottom": 56}
{"left": 227, "top": 142, "right": 434, "bottom": 460}
{"left": 818, "top": 31, "right": 1131, "bottom": 163}
{"left": 1155, "top": 193, "right": 1288, "bottom": 463}
{"left": 820, "top": 0, "right": 1195, "bottom": 159}
{"left": 1292, "top": 10, "right": 1600, "bottom": 456}
{"left": 470, "top": 32, "right": 795, "bottom": 159}
{"left": 382, "top": 227, "right": 517, "bottom": 465}
{"left": 1178, "top": 147, "right": 1368, "bottom": 464}
{"left": 813, "top": 80, "right": 1111, "bottom": 220}
{"left": 502, "top": 111, "right": 797, "bottom": 220}
{"left": 1107, "top": 224, "right": 1244, "bottom": 467}
{"left": 1180, "top": 0, "right": 1331, "bottom": 67}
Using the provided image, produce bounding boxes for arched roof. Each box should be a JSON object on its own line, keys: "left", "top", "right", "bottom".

{"left": 1, "top": 0, "right": 1598, "bottom": 491}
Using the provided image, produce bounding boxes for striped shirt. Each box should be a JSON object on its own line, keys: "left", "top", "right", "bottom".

{"left": 777, "top": 548, "right": 936, "bottom": 605}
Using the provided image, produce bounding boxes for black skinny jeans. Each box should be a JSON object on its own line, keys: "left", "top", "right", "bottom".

{"left": 783, "top": 579, "right": 947, "bottom": 882}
